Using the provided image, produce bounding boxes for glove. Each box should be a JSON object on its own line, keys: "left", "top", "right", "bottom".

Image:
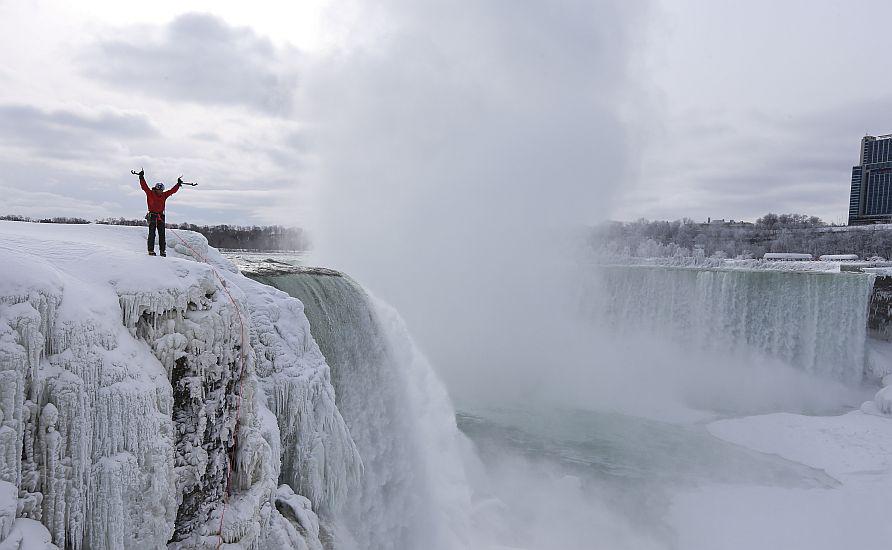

{"left": 138, "top": 169, "right": 144, "bottom": 177}
{"left": 177, "top": 177, "right": 183, "bottom": 185}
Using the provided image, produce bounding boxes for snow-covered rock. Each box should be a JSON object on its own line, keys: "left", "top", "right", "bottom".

{"left": 865, "top": 385, "right": 892, "bottom": 416}
{"left": 1, "top": 479, "right": 58, "bottom": 550}
{"left": 0, "top": 482, "right": 57, "bottom": 550}
{"left": 860, "top": 357, "right": 892, "bottom": 416}
{"left": 0, "top": 221, "right": 356, "bottom": 549}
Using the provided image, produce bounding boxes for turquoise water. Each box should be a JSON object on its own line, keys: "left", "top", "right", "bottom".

{"left": 458, "top": 406, "right": 834, "bottom": 487}
{"left": 457, "top": 406, "right": 837, "bottom": 548}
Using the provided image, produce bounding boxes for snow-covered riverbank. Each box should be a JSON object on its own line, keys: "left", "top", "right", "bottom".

{"left": 669, "top": 409, "right": 892, "bottom": 550}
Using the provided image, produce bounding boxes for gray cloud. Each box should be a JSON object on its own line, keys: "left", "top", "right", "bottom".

{"left": 0, "top": 160, "right": 127, "bottom": 219}
{"left": 83, "top": 13, "right": 298, "bottom": 116}
{"left": 625, "top": 96, "right": 892, "bottom": 224}
{"left": 259, "top": 132, "right": 308, "bottom": 170}
{"left": 0, "top": 104, "right": 158, "bottom": 158}
{"left": 190, "top": 131, "right": 220, "bottom": 142}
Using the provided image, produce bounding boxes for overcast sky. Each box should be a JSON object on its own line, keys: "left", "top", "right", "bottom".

{"left": 1, "top": 0, "right": 890, "bottom": 227}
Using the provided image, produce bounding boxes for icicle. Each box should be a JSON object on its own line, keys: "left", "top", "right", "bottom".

{"left": 0, "top": 408, "right": 15, "bottom": 486}
{"left": 38, "top": 403, "right": 63, "bottom": 545}
{"left": 0, "top": 481, "right": 15, "bottom": 541}
{"left": 19, "top": 401, "right": 41, "bottom": 521}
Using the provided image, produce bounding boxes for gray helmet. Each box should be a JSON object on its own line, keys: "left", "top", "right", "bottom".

{"left": 153, "top": 182, "right": 164, "bottom": 191}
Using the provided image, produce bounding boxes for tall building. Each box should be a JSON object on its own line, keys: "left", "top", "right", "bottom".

{"left": 849, "top": 134, "right": 892, "bottom": 225}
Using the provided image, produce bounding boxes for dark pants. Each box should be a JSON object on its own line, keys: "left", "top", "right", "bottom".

{"left": 148, "top": 213, "right": 166, "bottom": 252}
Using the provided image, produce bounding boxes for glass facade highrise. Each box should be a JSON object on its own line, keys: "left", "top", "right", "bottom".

{"left": 848, "top": 134, "right": 892, "bottom": 225}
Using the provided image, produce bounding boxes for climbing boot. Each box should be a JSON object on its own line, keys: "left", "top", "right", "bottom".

{"left": 160, "top": 251, "right": 166, "bottom": 257}
{"left": 148, "top": 251, "right": 157, "bottom": 256}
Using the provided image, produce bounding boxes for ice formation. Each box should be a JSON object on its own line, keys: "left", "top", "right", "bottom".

{"left": 0, "top": 222, "right": 357, "bottom": 549}
{"left": 589, "top": 265, "right": 876, "bottom": 384}
{"left": 238, "top": 271, "right": 361, "bottom": 516}
{"left": 861, "top": 370, "right": 892, "bottom": 416}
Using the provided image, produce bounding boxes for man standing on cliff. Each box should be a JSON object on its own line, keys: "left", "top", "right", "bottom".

{"left": 135, "top": 169, "right": 181, "bottom": 256}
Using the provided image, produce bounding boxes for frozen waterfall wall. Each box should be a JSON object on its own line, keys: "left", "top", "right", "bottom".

{"left": 0, "top": 223, "right": 358, "bottom": 550}
{"left": 590, "top": 266, "right": 876, "bottom": 384}
{"left": 249, "top": 269, "right": 471, "bottom": 550}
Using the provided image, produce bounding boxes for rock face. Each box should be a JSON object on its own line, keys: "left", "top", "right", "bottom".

{"left": 868, "top": 276, "right": 892, "bottom": 341}
{"left": 0, "top": 222, "right": 358, "bottom": 549}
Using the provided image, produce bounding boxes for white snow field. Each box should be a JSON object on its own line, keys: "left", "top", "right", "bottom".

{"left": 669, "top": 408, "right": 892, "bottom": 550}
{"left": 0, "top": 221, "right": 360, "bottom": 549}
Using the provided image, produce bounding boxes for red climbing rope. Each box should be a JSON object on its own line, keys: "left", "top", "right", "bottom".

{"left": 167, "top": 227, "right": 247, "bottom": 550}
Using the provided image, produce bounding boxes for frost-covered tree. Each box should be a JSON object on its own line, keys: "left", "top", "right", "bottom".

{"left": 589, "top": 212, "right": 892, "bottom": 260}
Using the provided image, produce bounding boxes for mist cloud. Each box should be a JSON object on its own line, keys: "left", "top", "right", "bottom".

{"left": 302, "top": 0, "right": 651, "bottom": 401}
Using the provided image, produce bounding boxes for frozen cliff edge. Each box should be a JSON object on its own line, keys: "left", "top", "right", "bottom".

{"left": 0, "top": 221, "right": 360, "bottom": 549}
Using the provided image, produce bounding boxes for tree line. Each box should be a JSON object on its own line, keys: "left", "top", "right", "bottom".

{"left": 594, "top": 213, "right": 892, "bottom": 260}
{"left": 0, "top": 215, "right": 308, "bottom": 251}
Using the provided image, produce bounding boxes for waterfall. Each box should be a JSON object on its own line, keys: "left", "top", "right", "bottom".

{"left": 588, "top": 266, "right": 876, "bottom": 384}
{"left": 249, "top": 270, "right": 471, "bottom": 550}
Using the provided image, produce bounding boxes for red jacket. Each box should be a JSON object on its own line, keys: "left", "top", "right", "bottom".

{"left": 140, "top": 175, "right": 181, "bottom": 213}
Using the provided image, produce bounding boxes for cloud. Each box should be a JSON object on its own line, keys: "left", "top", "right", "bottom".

{"left": 82, "top": 13, "right": 299, "bottom": 116}
{"left": 0, "top": 188, "right": 118, "bottom": 219}
{"left": 620, "top": 96, "right": 892, "bottom": 224}
{"left": 0, "top": 103, "right": 158, "bottom": 158}
{"left": 0, "top": 159, "right": 127, "bottom": 219}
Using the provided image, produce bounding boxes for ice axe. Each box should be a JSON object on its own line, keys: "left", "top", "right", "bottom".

{"left": 131, "top": 168, "right": 144, "bottom": 176}
{"left": 177, "top": 176, "right": 198, "bottom": 187}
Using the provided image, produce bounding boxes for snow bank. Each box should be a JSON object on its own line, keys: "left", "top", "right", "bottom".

{"left": 708, "top": 411, "right": 892, "bottom": 477}
{"left": 667, "top": 411, "right": 892, "bottom": 550}
{"left": 0, "top": 221, "right": 354, "bottom": 549}
{"left": 1, "top": 480, "right": 58, "bottom": 550}
{"left": 763, "top": 252, "right": 813, "bottom": 260}
{"left": 869, "top": 385, "right": 892, "bottom": 415}
{"left": 599, "top": 255, "right": 848, "bottom": 272}
{"left": 861, "top": 366, "right": 892, "bottom": 416}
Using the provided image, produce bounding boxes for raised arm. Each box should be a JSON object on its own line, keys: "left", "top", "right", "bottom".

{"left": 163, "top": 181, "right": 182, "bottom": 198}
{"left": 138, "top": 174, "right": 150, "bottom": 194}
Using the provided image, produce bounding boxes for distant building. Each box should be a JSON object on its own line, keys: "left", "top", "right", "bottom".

{"left": 848, "top": 134, "right": 892, "bottom": 225}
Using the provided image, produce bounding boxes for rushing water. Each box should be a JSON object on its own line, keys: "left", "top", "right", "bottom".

{"left": 588, "top": 266, "right": 876, "bottom": 384}
{"left": 248, "top": 270, "right": 471, "bottom": 550}
{"left": 245, "top": 261, "right": 880, "bottom": 550}
{"left": 458, "top": 406, "right": 833, "bottom": 487}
